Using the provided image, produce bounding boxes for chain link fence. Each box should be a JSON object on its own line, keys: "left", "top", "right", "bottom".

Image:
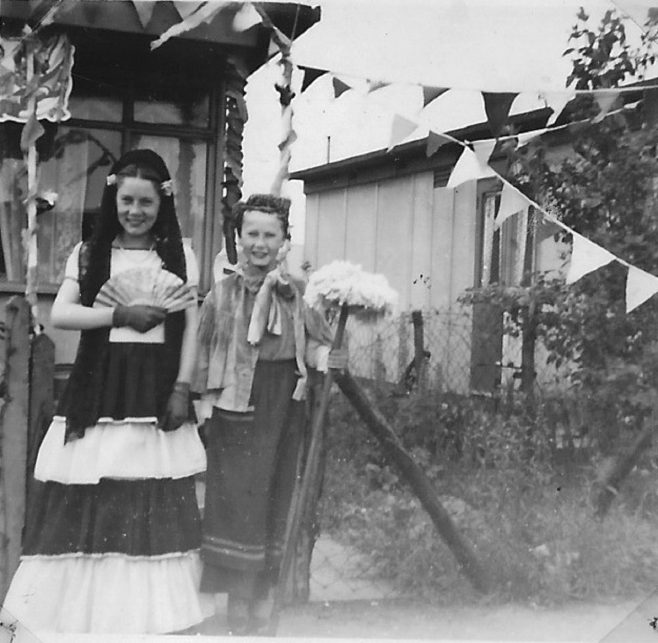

{"left": 307, "top": 306, "right": 570, "bottom": 602}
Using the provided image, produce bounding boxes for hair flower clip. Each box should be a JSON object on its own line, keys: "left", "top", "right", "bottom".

{"left": 106, "top": 174, "right": 117, "bottom": 186}
{"left": 160, "top": 180, "right": 173, "bottom": 197}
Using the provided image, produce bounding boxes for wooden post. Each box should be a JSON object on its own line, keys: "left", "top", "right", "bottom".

{"left": 25, "top": 333, "right": 54, "bottom": 533}
{"left": 594, "top": 421, "right": 653, "bottom": 520}
{"left": 411, "top": 310, "right": 427, "bottom": 390}
{"left": 288, "top": 369, "right": 326, "bottom": 602}
{"left": 0, "top": 297, "right": 30, "bottom": 600}
{"left": 334, "top": 369, "right": 491, "bottom": 594}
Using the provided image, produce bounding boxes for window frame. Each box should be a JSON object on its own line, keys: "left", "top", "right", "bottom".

{"left": 0, "top": 66, "right": 225, "bottom": 295}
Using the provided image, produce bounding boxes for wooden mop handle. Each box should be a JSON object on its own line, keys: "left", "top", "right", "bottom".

{"left": 268, "top": 303, "right": 349, "bottom": 635}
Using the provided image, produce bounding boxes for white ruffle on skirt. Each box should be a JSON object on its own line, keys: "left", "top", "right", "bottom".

{"left": 35, "top": 416, "right": 206, "bottom": 483}
{"left": 3, "top": 551, "right": 215, "bottom": 634}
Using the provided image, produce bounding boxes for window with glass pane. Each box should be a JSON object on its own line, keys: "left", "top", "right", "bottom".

{"left": 133, "top": 135, "right": 208, "bottom": 260}
{"left": 38, "top": 128, "right": 122, "bottom": 282}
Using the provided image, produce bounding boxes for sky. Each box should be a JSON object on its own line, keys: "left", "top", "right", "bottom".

{"left": 240, "top": 0, "right": 652, "bottom": 258}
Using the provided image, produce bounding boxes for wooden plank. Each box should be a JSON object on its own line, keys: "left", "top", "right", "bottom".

{"left": 316, "top": 189, "right": 347, "bottom": 268}
{"left": 0, "top": 297, "right": 30, "bottom": 601}
{"left": 345, "top": 183, "right": 377, "bottom": 271}
{"left": 409, "top": 173, "right": 434, "bottom": 310}
{"left": 26, "top": 334, "right": 54, "bottom": 516}
{"left": 376, "top": 177, "right": 414, "bottom": 310}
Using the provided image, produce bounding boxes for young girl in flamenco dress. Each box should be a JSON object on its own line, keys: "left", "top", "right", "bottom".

{"left": 194, "top": 193, "right": 341, "bottom": 635}
{"left": 2, "top": 149, "right": 213, "bottom": 634}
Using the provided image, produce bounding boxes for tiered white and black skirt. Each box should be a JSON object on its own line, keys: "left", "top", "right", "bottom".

{"left": 3, "top": 341, "right": 213, "bottom": 634}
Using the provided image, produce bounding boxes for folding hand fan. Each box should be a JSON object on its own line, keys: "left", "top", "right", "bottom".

{"left": 93, "top": 268, "right": 195, "bottom": 312}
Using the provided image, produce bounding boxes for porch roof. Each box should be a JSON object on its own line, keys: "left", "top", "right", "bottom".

{"left": 0, "top": 0, "right": 321, "bottom": 72}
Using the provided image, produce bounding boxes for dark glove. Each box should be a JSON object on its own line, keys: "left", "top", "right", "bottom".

{"left": 162, "top": 382, "right": 190, "bottom": 432}
{"left": 113, "top": 304, "right": 166, "bottom": 333}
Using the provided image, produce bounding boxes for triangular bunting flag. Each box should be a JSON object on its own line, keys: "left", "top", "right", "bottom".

{"left": 132, "top": 1, "right": 157, "bottom": 29}
{"left": 422, "top": 86, "right": 448, "bottom": 108}
{"left": 300, "top": 66, "right": 328, "bottom": 93}
{"left": 472, "top": 139, "right": 497, "bottom": 170}
{"left": 482, "top": 91, "right": 518, "bottom": 138}
{"left": 516, "top": 128, "right": 545, "bottom": 149}
{"left": 387, "top": 114, "right": 418, "bottom": 151}
{"left": 612, "top": 1, "right": 651, "bottom": 30}
{"left": 173, "top": 2, "right": 204, "bottom": 21}
{"left": 593, "top": 90, "right": 621, "bottom": 123}
{"left": 541, "top": 91, "right": 575, "bottom": 126}
{"left": 447, "top": 147, "right": 496, "bottom": 188}
{"left": 426, "top": 131, "right": 451, "bottom": 157}
{"left": 565, "top": 233, "right": 616, "bottom": 285}
{"left": 232, "top": 2, "right": 261, "bottom": 32}
{"left": 367, "top": 79, "right": 389, "bottom": 93}
{"left": 495, "top": 182, "right": 529, "bottom": 228}
{"left": 626, "top": 265, "right": 658, "bottom": 312}
{"left": 332, "top": 77, "right": 351, "bottom": 99}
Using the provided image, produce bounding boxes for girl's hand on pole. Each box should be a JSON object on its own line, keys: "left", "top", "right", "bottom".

{"left": 162, "top": 381, "right": 190, "bottom": 431}
{"left": 327, "top": 347, "right": 348, "bottom": 371}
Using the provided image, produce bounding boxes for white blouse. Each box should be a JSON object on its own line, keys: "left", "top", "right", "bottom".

{"left": 65, "top": 241, "right": 199, "bottom": 344}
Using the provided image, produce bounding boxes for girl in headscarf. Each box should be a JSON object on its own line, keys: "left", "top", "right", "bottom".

{"left": 3, "top": 149, "right": 213, "bottom": 633}
{"left": 194, "top": 193, "right": 340, "bottom": 635}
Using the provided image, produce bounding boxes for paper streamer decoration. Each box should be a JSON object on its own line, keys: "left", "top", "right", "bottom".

{"left": 426, "top": 131, "right": 451, "bottom": 157}
{"left": 0, "top": 33, "right": 74, "bottom": 123}
{"left": 447, "top": 147, "right": 496, "bottom": 188}
{"left": 151, "top": 2, "right": 228, "bottom": 49}
{"left": 626, "top": 265, "right": 658, "bottom": 312}
{"left": 422, "top": 86, "right": 449, "bottom": 108}
{"left": 482, "top": 91, "right": 518, "bottom": 137}
{"left": 495, "top": 182, "right": 529, "bottom": 228}
{"left": 388, "top": 114, "right": 418, "bottom": 151}
{"left": 565, "top": 233, "right": 616, "bottom": 284}
{"left": 332, "top": 77, "right": 351, "bottom": 99}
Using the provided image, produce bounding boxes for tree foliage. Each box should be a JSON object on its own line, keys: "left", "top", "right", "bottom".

{"left": 462, "top": 7, "right": 658, "bottom": 440}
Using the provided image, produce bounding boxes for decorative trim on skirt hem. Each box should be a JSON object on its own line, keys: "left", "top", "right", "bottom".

{"left": 35, "top": 416, "right": 206, "bottom": 483}
{"left": 2, "top": 551, "right": 215, "bottom": 634}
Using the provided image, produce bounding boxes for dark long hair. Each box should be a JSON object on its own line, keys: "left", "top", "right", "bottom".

{"left": 79, "top": 149, "right": 187, "bottom": 306}
{"left": 62, "top": 148, "right": 188, "bottom": 442}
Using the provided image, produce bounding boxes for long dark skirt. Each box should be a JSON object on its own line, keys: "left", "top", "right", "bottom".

{"left": 200, "top": 359, "right": 305, "bottom": 600}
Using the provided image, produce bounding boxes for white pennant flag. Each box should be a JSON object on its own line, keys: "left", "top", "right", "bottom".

{"left": 173, "top": 1, "right": 205, "bottom": 20}
{"left": 626, "top": 265, "right": 658, "bottom": 312}
{"left": 566, "top": 233, "right": 616, "bottom": 285}
{"left": 447, "top": 147, "right": 496, "bottom": 188}
{"left": 387, "top": 114, "right": 418, "bottom": 151}
{"left": 541, "top": 91, "right": 575, "bottom": 127}
{"left": 472, "top": 139, "right": 497, "bottom": 169}
{"left": 516, "top": 128, "right": 546, "bottom": 150}
{"left": 233, "top": 3, "right": 262, "bottom": 31}
{"left": 495, "top": 183, "right": 529, "bottom": 228}
{"left": 593, "top": 90, "right": 621, "bottom": 123}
